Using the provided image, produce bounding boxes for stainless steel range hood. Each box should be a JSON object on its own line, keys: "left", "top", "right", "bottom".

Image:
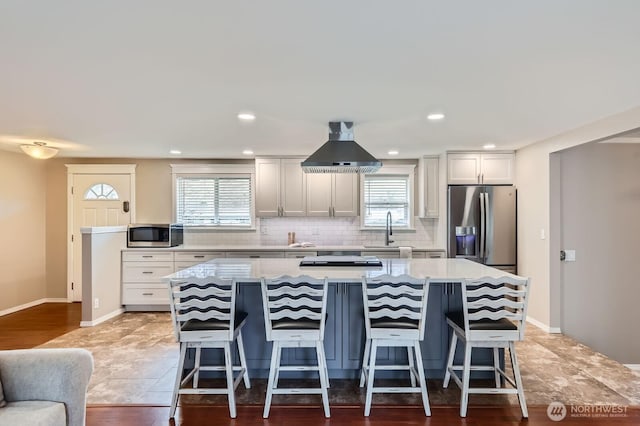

{"left": 301, "top": 122, "right": 382, "bottom": 173}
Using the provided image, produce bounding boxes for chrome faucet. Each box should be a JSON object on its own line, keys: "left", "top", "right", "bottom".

{"left": 385, "top": 211, "right": 394, "bottom": 246}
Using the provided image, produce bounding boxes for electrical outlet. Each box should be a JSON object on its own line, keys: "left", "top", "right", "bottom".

{"left": 94, "top": 298, "right": 100, "bottom": 309}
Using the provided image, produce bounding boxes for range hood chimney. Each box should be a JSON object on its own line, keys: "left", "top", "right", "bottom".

{"left": 301, "top": 122, "right": 382, "bottom": 173}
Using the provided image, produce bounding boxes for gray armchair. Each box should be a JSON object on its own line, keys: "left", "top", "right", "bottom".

{"left": 0, "top": 348, "right": 93, "bottom": 426}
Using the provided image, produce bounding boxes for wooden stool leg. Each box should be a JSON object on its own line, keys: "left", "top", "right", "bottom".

{"left": 413, "top": 341, "right": 431, "bottom": 416}
{"left": 407, "top": 345, "right": 416, "bottom": 387}
{"left": 236, "top": 330, "right": 251, "bottom": 389}
{"left": 443, "top": 333, "right": 457, "bottom": 388}
{"left": 364, "top": 340, "right": 378, "bottom": 417}
{"left": 510, "top": 341, "right": 528, "bottom": 418}
{"left": 170, "top": 343, "right": 187, "bottom": 418}
{"left": 493, "top": 347, "right": 501, "bottom": 388}
{"left": 224, "top": 342, "right": 236, "bottom": 418}
{"left": 263, "top": 342, "right": 280, "bottom": 418}
{"left": 460, "top": 343, "right": 472, "bottom": 417}
{"left": 316, "top": 341, "right": 331, "bottom": 418}
{"left": 359, "top": 338, "right": 371, "bottom": 387}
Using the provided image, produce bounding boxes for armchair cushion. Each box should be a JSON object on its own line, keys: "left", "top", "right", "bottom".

{"left": 0, "top": 377, "right": 5, "bottom": 408}
{"left": 0, "top": 348, "right": 93, "bottom": 426}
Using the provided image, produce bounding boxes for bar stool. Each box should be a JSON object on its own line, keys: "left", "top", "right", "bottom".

{"left": 261, "top": 275, "right": 330, "bottom": 418}
{"left": 443, "top": 275, "right": 531, "bottom": 417}
{"left": 167, "top": 276, "right": 250, "bottom": 419}
{"left": 361, "top": 274, "right": 431, "bottom": 417}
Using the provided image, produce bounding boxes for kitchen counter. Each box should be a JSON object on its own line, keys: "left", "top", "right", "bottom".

{"left": 165, "top": 257, "right": 514, "bottom": 282}
{"left": 122, "top": 244, "right": 446, "bottom": 252}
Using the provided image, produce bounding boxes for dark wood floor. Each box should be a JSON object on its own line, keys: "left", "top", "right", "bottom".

{"left": 3, "top": 303, "right": 639, "bottom": 426}
{"left": 0, "top": 302, "right": 81, "bottom": 349}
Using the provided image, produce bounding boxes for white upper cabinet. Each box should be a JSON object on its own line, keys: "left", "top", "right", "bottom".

{"left": 418, "top": 156, "right": 440, "bottom": 218}
{"left": 447, "top": 152, "right": 514, "bottom": 185}
{"left": 255, "top": 158, "right": 306, "bottom": 217}
{"left": 306, "top": 173, "right": 358, "bottom": 217}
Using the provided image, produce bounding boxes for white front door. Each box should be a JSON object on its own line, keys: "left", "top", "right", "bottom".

{"left": 68, "top": 168, "right": 135, "bottom": 301}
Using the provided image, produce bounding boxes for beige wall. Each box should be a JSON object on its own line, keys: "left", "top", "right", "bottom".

{"left": 0, "top": 151, "right": 47, "bottom": 311}
{"left": 516, "top": 106, "right": 640, "bottom": 329}
{"left": 44, "top": 157, "right": 254, "bottom": 299}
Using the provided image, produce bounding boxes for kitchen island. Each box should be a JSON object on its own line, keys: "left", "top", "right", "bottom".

{"left": 164, "top": 258, "right": 519, "bottom": 379}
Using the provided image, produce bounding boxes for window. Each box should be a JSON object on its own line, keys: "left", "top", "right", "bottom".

{"left": 361, "top": 165, "right": 415, "bottom": 228}
{"left": 172, "top": 165, "right": 255, "bottom": 228}
{"left": 84, "top": 183, "right": 119, "bottom": 200}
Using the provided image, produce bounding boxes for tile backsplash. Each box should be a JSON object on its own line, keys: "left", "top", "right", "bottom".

{"left": 184, "top": 217, "right": 439, "bottom": 247}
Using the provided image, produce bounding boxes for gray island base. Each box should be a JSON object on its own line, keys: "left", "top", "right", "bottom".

{"left": 164, "top": 258, "right": 518, "bottom": 379}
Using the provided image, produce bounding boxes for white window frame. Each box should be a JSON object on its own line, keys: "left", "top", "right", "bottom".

{"left": 360, "top": 164, "right": 416, "bottom": 230}
{"left": 171, "top": 164, "right": 256, "bottom": 230}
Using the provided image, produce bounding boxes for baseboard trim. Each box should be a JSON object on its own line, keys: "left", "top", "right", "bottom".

{"left": 624, "top": 364, "right": 640, "bottom": 372}
{"left": 80, "top": 308, "right": 125, "bottom": 327}
{"left": 0, "top": 298, "right": 70, "bottom": 317}
{"left": 526, "top": 316, "right": 562, "bottom": 334}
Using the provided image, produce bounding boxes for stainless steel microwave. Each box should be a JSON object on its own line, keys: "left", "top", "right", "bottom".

{"left": 127, "top": 224, "right": 184, "bottom": 248}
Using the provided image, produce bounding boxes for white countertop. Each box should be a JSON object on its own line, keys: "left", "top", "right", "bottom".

{"left": 164, "top": 258, "right": 519, "bottom": 282}
{"left": 123, "top": 244, "right": 446, "bottom": 252}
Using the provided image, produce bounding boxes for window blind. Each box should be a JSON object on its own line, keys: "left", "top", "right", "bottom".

{"left": 363, "top": 175, "right": 409, "bottom": 227}
{"left": 176, "top": 176, "right": 252, "bottom": 226}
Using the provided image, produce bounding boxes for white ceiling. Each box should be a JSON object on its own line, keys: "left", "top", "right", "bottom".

{"left": 1, "top": 1, "right": 639, "bottom": 159}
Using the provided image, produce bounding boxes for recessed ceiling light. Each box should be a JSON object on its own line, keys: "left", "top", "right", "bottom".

{"left": 388, "top": 150, "right": 399, "bottom": 156}
{"left": 427, "top": 113, "right": 445, "bottom": 121}
{"left": 483, "top": 144, "right": 496, "bottom": 150}
{"left": 169, "top": 149, "right": 182, "bottom": 155}
{"left": 237, "top": 112, "right": 256, "bottom": 121}
{"left": 242, "top": 149, "right": 254, "bottom": 155}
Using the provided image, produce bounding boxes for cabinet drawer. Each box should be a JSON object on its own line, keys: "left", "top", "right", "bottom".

{"left": 122, "top": 285, "right": 169, "bottom": 305}
{"left": 412, "top": 251, "right": 427, "bottom": 259}
{"left": 285, "top": 251, "right": 316, "bottom": 259}
{"left": 122, "top": 262, "right": 174, "bottom": 282}
{"left": 426, "top": 251, "right": 446, "bottom": 258}
{"left": 227, "top": 251, "right": 285, "bottom": 258}
{"left": 122, "top": 251, "right": 174, "bottom": 262}
{"left": 175, "top": 261, "right": 212, "bottom": 271}
{"left": 174, "top": 252, "right": 225, "bottom": 262}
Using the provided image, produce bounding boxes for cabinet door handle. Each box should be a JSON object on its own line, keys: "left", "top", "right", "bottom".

{"left": 482, "top": 173, "right": 484, "bottom": 184}
{"left": 142, "top": 292, "right": 153, "bottom": 296}
{"left": 142, "top": 271, "right": 153, "bottom": 274}
{"left": 477, "top": 174, "right": 480, "bottom": 184}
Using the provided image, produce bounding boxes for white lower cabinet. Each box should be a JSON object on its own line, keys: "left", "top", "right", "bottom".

{"left": 121, "top": 251, "right": 175, "bottom": 308}
{"left": 174, "top": 251, "right": 225, "bottom": 270}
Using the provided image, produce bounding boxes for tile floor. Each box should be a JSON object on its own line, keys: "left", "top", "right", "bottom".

{"left": 37, "top": 312, "right": 640, "bottom": 407}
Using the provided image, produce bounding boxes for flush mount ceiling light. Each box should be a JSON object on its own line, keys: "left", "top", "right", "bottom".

{"left": 301, "top": 121, "right": 382, "bottom": 174}
{"left": 20, "top": 141, "right": 59, "bottom": 159}
{"left": 169, "top": 149, "right": 182, "bottom": 155}
{"left": 237, "top": 112, "right": 256, "bottom": 121}
{"left": 242, "top": 149, "right": 254, "bottom": 155}
{"left": 388, "top": 150, "right": 399, "bottom": 156}
{"left": 427, "top": 112, "right": 445, "bottom": 121}
{"left": 483, "top": 143, "right": 496, "bottom": 150}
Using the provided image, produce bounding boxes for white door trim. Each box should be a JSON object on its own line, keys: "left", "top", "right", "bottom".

{"left": 66, "top": 164, "right": 137, "bottom": 302}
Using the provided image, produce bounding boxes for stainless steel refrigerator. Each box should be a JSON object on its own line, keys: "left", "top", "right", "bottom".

{"left": 447, "top": 185, "right": 517, "bottom": 274}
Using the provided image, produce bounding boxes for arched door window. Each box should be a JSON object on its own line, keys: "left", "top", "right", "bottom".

{"left": 84, "top": 183, "right": 119, "bottom": 200}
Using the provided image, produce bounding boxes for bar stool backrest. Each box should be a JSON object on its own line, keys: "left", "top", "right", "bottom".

{"left": 362, "top": 274, "right": 429, "bottom": 339}
{"left": 461, "top": 275, "right": 531, "bottom": 340}
{"left": 261, "top": 275, "right": 329, "bottom": 341}
{"left": 168, "top": 276, "right": 237, "bottom": 341}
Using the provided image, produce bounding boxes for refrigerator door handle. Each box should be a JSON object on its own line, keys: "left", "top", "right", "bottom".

{"left": 483, "top": 191, "right": 489, "bottom": 263}
{"left": 479, "top": 192, "right": 485, "bottom": 261}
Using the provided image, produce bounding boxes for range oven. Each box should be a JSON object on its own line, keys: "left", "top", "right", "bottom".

{"left": 127, "top": 224, "right": 184, "bottom": 248}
